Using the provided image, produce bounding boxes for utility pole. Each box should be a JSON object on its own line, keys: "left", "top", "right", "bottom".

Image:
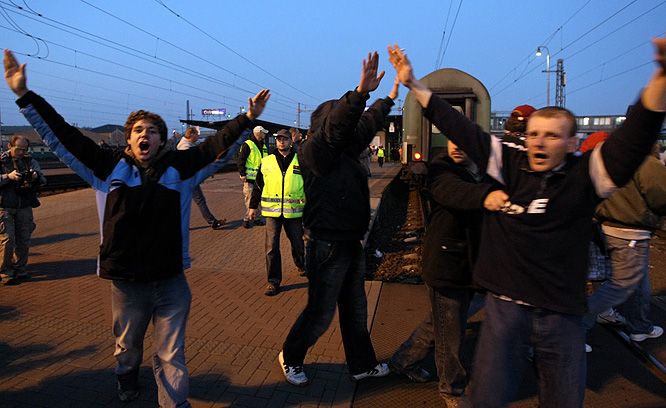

{"left": 555, "top": 59, "right": 566, "bottom": 108}
{"left": 296, "top": 103, "right": 314, "bottom": 129}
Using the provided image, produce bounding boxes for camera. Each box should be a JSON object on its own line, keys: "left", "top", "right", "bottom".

{"left": 16, "top": 169, "right": 35, "bottom": 190}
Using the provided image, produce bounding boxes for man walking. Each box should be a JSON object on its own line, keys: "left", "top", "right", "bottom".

{"left": 249, "top": 129, "right": 305, "bottom": 296}
{"left": 238, "top": 125, "right": 268, "bottom": 228}
{"left": 0, "top": 135, "right": 45, "bottom": 285}
{"left": 278, "top": 52, "right": 398, "bottom": 386}
{"left": 177, "top": 127, "right": 225, "bottom": 230}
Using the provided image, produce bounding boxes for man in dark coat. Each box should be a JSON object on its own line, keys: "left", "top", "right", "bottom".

{"left": 390, "top": 140, "right": 503, "bottom": 406}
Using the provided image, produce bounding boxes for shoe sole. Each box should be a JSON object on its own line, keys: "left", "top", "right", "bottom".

{"left": 278, "top": 352, "right": 309, "bottom": 386}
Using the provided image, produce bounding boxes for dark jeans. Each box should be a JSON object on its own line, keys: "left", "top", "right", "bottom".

{"left": 378, "top": 157, "right": 384, "bottom": 167}
{"left": 192, "top": 185, "right": 216, "bottom": 224}
{"left": 391, "top": 286, "right": 472, "bottom": 396}
{"left": 470, "top": 294, "right": 586, "bottom": 408}
{"left": 282, "top": 238, "right": 378, "bottom": 375}
{"left": 266, "top": 216, "right": 304, "bottom": 285}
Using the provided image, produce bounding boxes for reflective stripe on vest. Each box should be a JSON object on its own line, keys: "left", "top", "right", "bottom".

{"left": 260, "top": 154, "right": 305, "bottom": 218}
{"left": 244, "top": 139, "right": 268, "bottom": 181}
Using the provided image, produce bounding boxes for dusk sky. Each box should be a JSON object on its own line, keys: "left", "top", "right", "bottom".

{"left": 1, "top": 0, "right": 664, "bottom": 133}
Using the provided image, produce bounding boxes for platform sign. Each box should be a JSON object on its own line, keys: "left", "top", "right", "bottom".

{"left": 202, "top": 108, "right": 226, "bottom": 116}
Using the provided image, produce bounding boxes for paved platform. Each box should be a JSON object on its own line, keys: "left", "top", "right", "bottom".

{"left": 0, "top": 162, "right": 397, "bottom": 408}
{"left": 1, "top": 160, "right": 665, "bottom": 407}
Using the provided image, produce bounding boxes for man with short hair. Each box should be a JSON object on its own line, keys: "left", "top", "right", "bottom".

{"left": 249, "top": 129, "right": 305, "bottom": 296}
{"left": 390, "top": 140, "right": 503, "bottom": 406}
{"left": 0, "top": 135, "right": 45, "bottom": 285}
{"left": 238, "top": 125, "right": 268, "bottom": 228}
{"left": 177, "top": 127, "right": 225, "bottom": 230}
{"left": 289, "top": 127, "right": 303, "bottom": 149}
{"left": 4, "top": 48, "right": 270, "bottom": 407}
{"left": 388, "top": 36, "right": 666, "bottom": 407}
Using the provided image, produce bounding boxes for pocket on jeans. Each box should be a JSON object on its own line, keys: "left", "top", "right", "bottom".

{"left": 311, "top": 239, "right": 336, "bottom": 266}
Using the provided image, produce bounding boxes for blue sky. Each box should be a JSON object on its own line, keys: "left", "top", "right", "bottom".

{"left": 0, "top": 0, "right": 664, "bottom": 133}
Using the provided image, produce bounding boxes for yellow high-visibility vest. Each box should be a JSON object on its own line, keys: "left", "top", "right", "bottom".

{"left": 260, "top": 154, "right": 305, "bottom": 218}
{"left": 244, "top": 139, "right": 268, "bottom": 181}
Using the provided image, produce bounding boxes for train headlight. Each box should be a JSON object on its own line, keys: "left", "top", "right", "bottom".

{"left": 413, "top": 152, "right": 422, "bottom": 161}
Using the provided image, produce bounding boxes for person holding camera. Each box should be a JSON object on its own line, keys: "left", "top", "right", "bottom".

{"left": 0, "top": 135, "right": 46, "bottom": 285}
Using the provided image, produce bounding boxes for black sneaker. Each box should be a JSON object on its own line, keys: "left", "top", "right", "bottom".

{"left": 265, "top": 283, "right": 279, "bottom": 296}
{"left": 211, "top": 219, "right": 226, "bottom": 230}
{"left": 388, "top": 360, "right": 432, "bottom": 383}
{"left": 116, "top": 371, "right": 139, "bottom": 403}
{"left": 243, "top": 220, "right": 252, "bottom": 229}
{"left": 1, "top": 275, "right": 17, "bottom": 285}
{"left": 117, "top": 384, "right": 139, "bottom": 403}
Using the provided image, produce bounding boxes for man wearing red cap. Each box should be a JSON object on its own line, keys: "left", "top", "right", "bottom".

{"left": 502, "top": 104, "right": 536, "bottom": 147}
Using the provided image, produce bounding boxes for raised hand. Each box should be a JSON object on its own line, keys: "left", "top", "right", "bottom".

{"left": 247, "top": 89, "right": 270, "bottom": 120}
{"left": 357, "top": 51, "right": 385, "bottom": 95}
{"left": 387, "top": 45, "right": 415, "bottom": 87}
{"left": 3, "top": 49, "right": 28, "bottom": 97}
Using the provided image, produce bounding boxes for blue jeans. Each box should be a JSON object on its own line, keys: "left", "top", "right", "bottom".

{"left": 583, "top": 235, "right": 653, "bottom": 334}
{"left": 470, "top": 294, "right": 586, "bottom": 408}
{"left": 112, "top": 273, "right": 192, "bottom": 408}
{"left": 390, "top": 286, "right": 472, "bottom": 396}
{"left": 265, "top": 216, "right": 304, "bottom": 285}
{"left": 282, "top": 238, "right": 378, "bottom": 375}
{"left": 191, "top": 185, "right": 216, "bottom": 224}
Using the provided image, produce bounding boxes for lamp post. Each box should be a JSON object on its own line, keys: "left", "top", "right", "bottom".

{"left": 536, "top": 46, "right": 551, "bottom": 107}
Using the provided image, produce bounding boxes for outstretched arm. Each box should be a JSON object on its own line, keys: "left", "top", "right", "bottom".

{"left": 3, "top": 49, "right": 28, "bottom": 97}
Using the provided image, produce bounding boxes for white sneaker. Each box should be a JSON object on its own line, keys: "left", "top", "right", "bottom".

{"left": 278, "top": 351, "right": 309, "bottom": 386}
{"left": 352, "top": 363, "right": 390, "bottom": 381}
{"left": 585, "top": 343, "right": 592, "bottom": 353}
{"left": 596, "top": 308, "right": 626, "bottom": 326}
{"left": 629, "top": 326, "right": 664, "bottom": 342}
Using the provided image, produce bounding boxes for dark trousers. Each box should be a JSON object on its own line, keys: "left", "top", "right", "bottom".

{"left": 391, "top": 286, "right": 472, "bottom": 396}
{"left": 265, "top": 216, "right": 304, "bottom": 285}
{"left": 378, "top": 157, "right": 384, "bottom": 167}
{"left": 282, "top": 238, "right": 378, "bottom": 375}
{"left": 192, "top": 185, "right": 216, "bottom": 224}
{"left": 470, "top": 294, "right": 586, "bottom": 408}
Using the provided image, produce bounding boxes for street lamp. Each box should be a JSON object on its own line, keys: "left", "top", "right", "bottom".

{"left": 536, "top": 46, "right": 550, "bottom": 107}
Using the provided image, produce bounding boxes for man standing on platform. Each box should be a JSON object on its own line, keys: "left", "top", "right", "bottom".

{"left": 4, "top": 48, "right": 270, "bottom": 407}
{"left": 177, "top": 127, "right": 225, "bottom": 230}
{"left": 377, "top": 145, "right": 385, "bottom": 167}
{"left": 388, "top": 36, "right": 666, "bottom": 407}
{"left": 278, "top": 52, "right": 398, "bottom": 386}
{"left": 0, "top": 135, "right": 45, "bottom": 285}
{"left": 238, "top": 125, "right": 268, "bottom": 228}
{"left": 248, "top": 129, "right": 305, "bottom": 296}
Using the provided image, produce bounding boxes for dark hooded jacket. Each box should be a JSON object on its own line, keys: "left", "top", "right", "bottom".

{"left": 298, "top": 90, "right": 393, "bottom": 241}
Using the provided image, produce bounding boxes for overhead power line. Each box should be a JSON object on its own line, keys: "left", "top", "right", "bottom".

{"left": 153, "top": 0, "right": 319, "bottom": 102}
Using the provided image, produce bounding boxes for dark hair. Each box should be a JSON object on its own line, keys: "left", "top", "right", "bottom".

{"left": 9, "top": 135, "right": 29, "bottom": 147}
{"left": 124, "top": 110, "right": 168, "bottom": 142}
{"left": 530, "top": 107, "right": 578, "bottom": 138}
